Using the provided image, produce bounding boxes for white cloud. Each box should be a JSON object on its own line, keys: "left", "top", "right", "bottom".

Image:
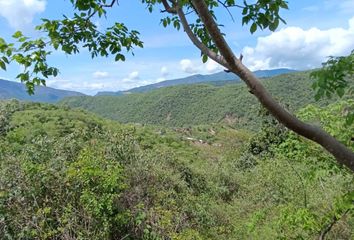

{"left": 128, "top": 71, "right": 139, "bottom": 80}
{"left": 242, "top": 17, "right": 354, "bottom": 70}
{"left": 121, "top": 71, "right": 140, "bottom": 83}
{"left": 47, "top": 78, "right": 106, "bottom": 94}
{"left": 161, "top": 66, "right": 169, "bottom": 77}
{"left": 180, "top": 59, "right": 199, "bottom": 74}
{"left": 93, "top": 71, "right": 109, "bottom": 79}
{"left": 0, "top": 0, "right": 46, "bottom": 29}
{"left": 205, "top": 59, "right": 222, "bottom": 73}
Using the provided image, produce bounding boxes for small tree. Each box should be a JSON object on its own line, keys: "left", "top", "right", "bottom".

{"left": 0, "top": 0, "right": 353, "bottom": 171}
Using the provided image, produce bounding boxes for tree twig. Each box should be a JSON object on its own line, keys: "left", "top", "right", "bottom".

{"left": 319, "top": 209, "right": 350, "bottom": 240}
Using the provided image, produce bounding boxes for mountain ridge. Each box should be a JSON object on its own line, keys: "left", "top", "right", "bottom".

{"left": 0, "top": 79, "right": 85, "bottom": 103}
{"left": 96, "top": 68, "right": 297, "bottom": 96}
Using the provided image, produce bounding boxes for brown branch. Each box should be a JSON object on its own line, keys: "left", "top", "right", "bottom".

{"left": 174, "top": 2, "right": 229, "bottom": 69}
{"left": 101, "top": 0, "right": 117, "bottom": 8}
{"left": 161, "top": 0, "right": 177, "bottom": 14}
{"left": 87, "top": 0, "right": 118, "bottom": 20}
{"left": 190, "top": 0, "right": 354, "bottom": 171}
{"left": 319, "top": 209, "right": 350, "bottom": 240}
{"left": 218, "top": 0, "right": 244, "bottom": 9}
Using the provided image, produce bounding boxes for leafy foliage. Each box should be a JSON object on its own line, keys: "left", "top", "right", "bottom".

{"left": 0, "top": 100, "right": 353, "bottom": 239}
{"left": 311, "top": 51, "right": 354, "bottom": 125}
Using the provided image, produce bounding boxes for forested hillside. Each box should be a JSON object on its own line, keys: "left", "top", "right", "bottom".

{"left": 61, "top": 71, "right": 334, "bottom": 129}
{"left": 96, "top": 68, "right": 296, "bottom": 96}
{"left": 1, "top": 100, "right": 353, "bottom": 239}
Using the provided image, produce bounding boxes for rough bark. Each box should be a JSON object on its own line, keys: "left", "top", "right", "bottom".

{"left": 184, "top": 0, "right": 354, "bottom": 171}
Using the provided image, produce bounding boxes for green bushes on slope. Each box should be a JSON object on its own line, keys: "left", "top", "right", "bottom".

{"left": 0, "top": 100, "right": 353, "bottom": 239}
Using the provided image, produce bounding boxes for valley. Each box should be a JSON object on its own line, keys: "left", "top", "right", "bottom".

{"left": 0, "top": 99, "right": 353, "bottom": 239}
{"left": 1, "top": 69, "right": 353, "bottom": 239}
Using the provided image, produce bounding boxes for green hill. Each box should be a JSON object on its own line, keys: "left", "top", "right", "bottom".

{"left": 61, "top": 71, "right": 333, "bottom": 129}
{"left": 1, "top": 100, "right": 352, "bottom": 239}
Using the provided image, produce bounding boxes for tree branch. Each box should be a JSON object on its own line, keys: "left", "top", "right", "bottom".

{"left": 174, "top": 1, "right": 229, "bottom": 68}
{"left": 190, "top": 0, "right": 354, "bottom": 171}
{"left": 87, "top": 0, "right": 118, "bottom": 20}
{"left": 101, "top": 0, "right": 118, "bottom": 8}
{"left": 217, "top": 0, "right": 236, "bottom": 22}
{"left": 319, "top": 209, "right": 350, "bottom": 240}
{"left": 161, "top": 0, "right": 177, "bottom": 14}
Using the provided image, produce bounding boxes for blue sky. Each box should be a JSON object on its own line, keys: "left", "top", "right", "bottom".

{"left": 0, "top": 0, "right": 354, "bottom": 95}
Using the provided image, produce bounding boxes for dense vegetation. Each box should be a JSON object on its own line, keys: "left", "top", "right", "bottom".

{"left": 61, "top": 71, "right": 336, "bottom": 129}
{"left": 1, "top": 99, "right": 353, "bottom": 239}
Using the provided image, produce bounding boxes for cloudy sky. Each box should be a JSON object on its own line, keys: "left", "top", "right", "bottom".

{"left": 0, "top": 0, "right": 354, "bottom": 94}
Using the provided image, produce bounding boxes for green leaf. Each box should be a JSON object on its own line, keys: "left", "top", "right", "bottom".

{"left": 1, "top": 56, "right": 9, "bottom": 64}
{"left": 202, "top": 54, "right": 208, "bottom": 63}
{"left": 12, "top": 31, "right": 23, "bottom": 38}
{"left": 250, "top": 23, "right": 257, "bottom": 34}
{"left": 336, "top": 88, "right": 345, "bottom": 98}
{"left": 269, "top": 18, "right": 279, "bottom": 31}
{"left": 115, "top": 54, "right": 125, "bottom": 61}
{"left": 0, "top": 60, "right": 6, "bottom": 70}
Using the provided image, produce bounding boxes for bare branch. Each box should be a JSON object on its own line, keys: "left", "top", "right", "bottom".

{"left": 319, "top": 209, "right": 350, "bottom": 240}
{"left": 217, "top": 0, "right": 235, "bottom": 22}
{"left": 87, "top": 0, "right": 118, "bottom": 20}
{"left": 101, "top": 0, "right": 118, "bottom": 8}
{"left": 218, "top": 0, "right": 244, "bottom": 9}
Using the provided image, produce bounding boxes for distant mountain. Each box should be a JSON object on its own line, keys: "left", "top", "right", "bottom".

{"left": 0, "top": 79, "right": 85, "bottom": 103}
{"left": 96, "top": 68, "right": 297, "bottom": 96}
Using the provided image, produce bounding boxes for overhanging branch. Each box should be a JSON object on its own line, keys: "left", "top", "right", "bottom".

{"left": 173, "top": 1, "right": 229, "bottom": 68}
{"left": 189, "top": 0, "right": 354, "bottom": 170}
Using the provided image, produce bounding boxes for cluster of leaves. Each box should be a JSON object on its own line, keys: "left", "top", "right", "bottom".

{"left": 37, "top": 13, "right": 142, "bottom": 61}
{"left": 0, "top": 33, "right": 58, "bottom": 94}
{"left": 239, "top": 0, "right": 289, "bottom": 33}
{"left": 0, "top": 0, "right": 143, "bottom": 94}
{"left": 311, "top": 50, "right": 354, "bottom": 124}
